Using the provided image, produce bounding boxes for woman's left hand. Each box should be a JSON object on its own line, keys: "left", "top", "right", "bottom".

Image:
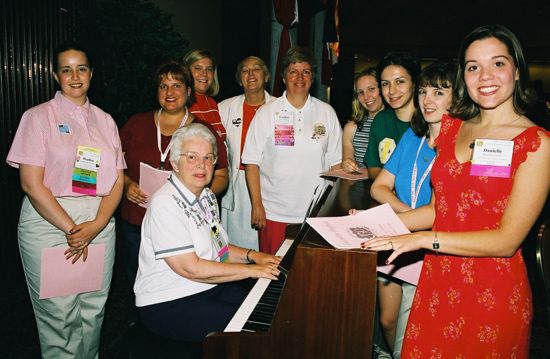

{"left": 249, "top": 251, "right": 282, "bottom": 266}
{"left": 65, "top": 220, "right": 105, "bottom": 249}
{"left": 360, "top": 231, "right": 429, "bottom": 264}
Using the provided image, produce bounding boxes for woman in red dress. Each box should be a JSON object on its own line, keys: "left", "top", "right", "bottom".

{"left": 362, "top": 25, "right": 549, "bottom": 358}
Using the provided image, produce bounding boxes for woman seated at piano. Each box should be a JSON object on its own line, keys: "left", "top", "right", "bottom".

{"left": 134, "top": 123, "right": 281, "bottom": 342}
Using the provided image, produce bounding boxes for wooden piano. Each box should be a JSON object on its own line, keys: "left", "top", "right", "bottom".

{"left": 203, "top": 179, "right": 379, "bottom": 359}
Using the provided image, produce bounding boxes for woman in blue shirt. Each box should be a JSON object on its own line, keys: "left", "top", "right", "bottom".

{"left": 370, "top": 61, "right": 455, "bottom": 358}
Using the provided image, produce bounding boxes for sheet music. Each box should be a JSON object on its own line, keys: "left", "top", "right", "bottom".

{"left": 306, "top": 203, "right": 422, "bottom": 285}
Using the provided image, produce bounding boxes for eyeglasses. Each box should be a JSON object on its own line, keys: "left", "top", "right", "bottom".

{"left": 180, "top": 152, "right": 217, "bottom": 166}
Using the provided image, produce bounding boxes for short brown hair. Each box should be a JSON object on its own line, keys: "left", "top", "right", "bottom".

{"left": 280, "top": 46, "right": 317, "bottom": 78}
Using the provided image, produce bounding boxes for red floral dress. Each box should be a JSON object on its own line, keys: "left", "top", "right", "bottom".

{"left": 401, "top": 115, "right": 549, "bottom": 358}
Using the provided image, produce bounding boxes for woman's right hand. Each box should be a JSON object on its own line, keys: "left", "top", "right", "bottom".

{"left": 125, "top": 179, "right": 148, "bottom": 205}
{"left": 251, "top": 203, "right": 266, "bottom": 230}
{"left": 342, "top": 158, "right": 359, "bottom": 173}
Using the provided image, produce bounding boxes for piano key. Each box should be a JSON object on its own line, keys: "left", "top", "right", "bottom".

{"left": 224, "top": 239, "right": 294, "bottom": 332}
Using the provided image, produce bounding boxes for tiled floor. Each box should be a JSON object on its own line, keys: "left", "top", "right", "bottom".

{"left": 2, "top": 235, "right": 549, "bottom": 358}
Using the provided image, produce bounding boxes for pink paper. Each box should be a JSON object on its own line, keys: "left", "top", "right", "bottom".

{"left": 39, "top": 244, "right": 106, "bottom": 299}
{"left": 139, "top": 162, "right": 171, "bottom": 208}
{"left": 376, "top": 251, "right": 423, "bottom": 285}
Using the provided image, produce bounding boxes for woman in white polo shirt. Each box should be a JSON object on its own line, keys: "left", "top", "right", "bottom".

{"left": 134, "top": 123, "right": 281, "bottom": 342}
{"left": 242, "top": 47, "right": 342, "bottom": 254}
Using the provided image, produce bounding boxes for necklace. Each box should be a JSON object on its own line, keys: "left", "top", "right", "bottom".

{"left": 468, "top": 113, "right": 522, "bottom": 149}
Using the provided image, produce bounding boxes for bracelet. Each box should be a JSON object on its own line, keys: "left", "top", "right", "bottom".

{"left": 432, "top": 231, "right": 440, "bottom": 255}
{"left": 246, "top": 249, "right": 255, "bottom": 264}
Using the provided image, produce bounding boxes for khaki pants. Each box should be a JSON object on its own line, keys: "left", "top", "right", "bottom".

{"left": 18, "top": 196, "right": 115, "bottom": 359}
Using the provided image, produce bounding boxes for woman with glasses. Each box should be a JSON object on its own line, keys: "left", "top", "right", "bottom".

{"left": 119, "top": 60, "right": 228, "bottom": 323}
{"left": 242, "top": 47, "right": 342, "bottom": 254}
{"left": 219, "top": 56, "right": 274, "bottom": 251}
{"left": 134, "top": 123, "right": 281, "bottom": 342}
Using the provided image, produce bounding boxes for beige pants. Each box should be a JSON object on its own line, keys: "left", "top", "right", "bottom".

{"left": 18, "top": 196, "right": 115, "bottom": 359}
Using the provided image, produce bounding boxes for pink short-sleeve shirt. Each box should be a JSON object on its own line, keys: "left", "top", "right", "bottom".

{"left": 6, "top": 91, "right": 126, "bottom": 197}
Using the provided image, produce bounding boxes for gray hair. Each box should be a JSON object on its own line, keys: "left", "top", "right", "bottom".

{"left": 169, "top": 123, "right": 217, "bottom": 162}
{"left": 235, "top": 56, "right": 270, "bottom": 86}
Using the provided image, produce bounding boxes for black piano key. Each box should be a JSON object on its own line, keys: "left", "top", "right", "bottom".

{"left": 241, "top": 276, "right": 288, "bottom": 332}
{"left": 242, "top": 320, "right": 271, "bottom": 332}
{"left": 248, "top": 312, "right": 273, "bottom": 324}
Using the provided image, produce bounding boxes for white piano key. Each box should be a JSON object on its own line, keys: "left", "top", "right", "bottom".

{"left": 224, "top": 239, "right": 294, "bottom": 332}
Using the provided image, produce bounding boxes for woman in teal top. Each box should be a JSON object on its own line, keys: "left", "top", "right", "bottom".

{"left": 364, "top": 51, "right": 420, "bottom": 179}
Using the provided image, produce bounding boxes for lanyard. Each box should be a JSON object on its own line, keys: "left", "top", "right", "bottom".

{"left": 410, "top": 136, "right": 435, "bottom": 209}
{"left": 156, "top": 108, "right": 189, "bottom": 169}
{"left": 169, "top": 175, "right": 216, "bottom": 225}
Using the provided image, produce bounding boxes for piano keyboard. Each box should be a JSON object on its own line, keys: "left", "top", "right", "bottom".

{"left": 224, "top": 239, "right": 294, "bottom": 332}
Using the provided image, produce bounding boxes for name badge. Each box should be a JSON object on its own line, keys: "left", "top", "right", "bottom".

{"left": 72, "top": 145, "right": 101, "bottom": 195}
{"left": 211, "top": 224, "right": 229, "bottom": 263}
{"left": 275, "top": 111, "right": 293, "bottom": 124}
{"left": 470, "top": 139, "right": 514, "bottom": 178}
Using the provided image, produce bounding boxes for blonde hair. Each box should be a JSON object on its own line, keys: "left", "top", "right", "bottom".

{"left": 182, "top": 49, "right": 220, "bottom": 97}
{"left": 351, "top": 68, "right": 378, "bottom": 123}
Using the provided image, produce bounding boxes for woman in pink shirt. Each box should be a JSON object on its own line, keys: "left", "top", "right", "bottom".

{"left": 6, "top": 41, "right": 125, "bottom": 358}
